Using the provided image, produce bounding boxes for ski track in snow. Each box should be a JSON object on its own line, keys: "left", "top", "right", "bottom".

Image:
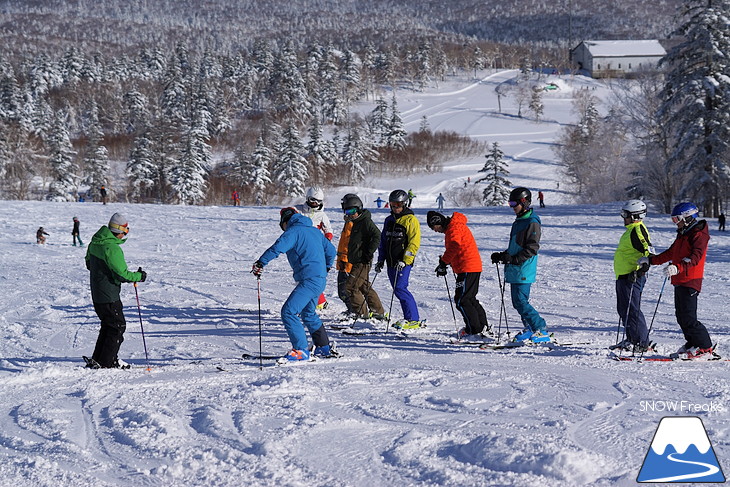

{"left": 2, "top": 71, "right": 730, "bottom": 486}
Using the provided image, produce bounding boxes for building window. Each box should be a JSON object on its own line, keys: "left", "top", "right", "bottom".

{"left": 597, "top": 64, "right": 601, "bottom": 70}
{"left": 629, "top": 63, "right": 632, "bottom": 69}
{"left": 618, "top": 63, "right": 622, "bottom": 69}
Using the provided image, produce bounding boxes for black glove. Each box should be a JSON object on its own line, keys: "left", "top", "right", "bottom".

{"left": 137, "top": 267, "right": 147, "bottom": 282}
{"left": 326, "top": 267, "right": 331, "bottom": 273}
{"left": 491, "top": 251, "right": 511, "bottom": 265}
{"left": 636, "top": 262, "right": 650, "bottom": 278}
{"left": 251, "top": 260, "right": 264, "bottom": 277}
{"left": 374, "top": 261, "right": 385, "bottom": 273}
{"left": 435, "top": 259, "right": 448, "bottom": 277}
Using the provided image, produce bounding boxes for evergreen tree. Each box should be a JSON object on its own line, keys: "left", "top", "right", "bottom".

{"left": 306, "top": 116, "right": 338, "bottom": 182}
{"left": 273, "top": 125, "right": 308, "bottom": 197}
{"left": 529, "top": 88, "right": 544, "bottom": 122}
{"left": 172, "top": 101, "right": 210, "bottom": 205}
{"left": 82, "top": 102, "right": 109, "bottom": 202}
{"left": 250, "top": 134, "right": 273, "bottom": 205}
{"left": 342, "top": 125, "right": 377, "bottom": 184}
{"left": 368, "top": 97, "right": 389, "bottom": 146}
{"left": 46, "top": 109, "right": 78, "bottom": 201}
{"left": 127, "top": 128, "right": 157, "bottom": 201}
{"left": 476, "top": 142, "right": 512, "bottom": 206}
{"left": 386, "top": 95, "right": 407, "bottom": 150}
{"left": 657, "top": 0, "right": 730, "bottom": 216}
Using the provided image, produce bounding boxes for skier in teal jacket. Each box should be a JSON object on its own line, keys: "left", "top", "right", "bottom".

{"left": 491, "top": 187, "right": 549, "bottom": 343}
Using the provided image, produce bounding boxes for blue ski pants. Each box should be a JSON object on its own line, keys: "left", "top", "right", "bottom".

{"left": 387, "top": 264, "right": 419, "bottom": 321}
{"left": 281, "top": 277, "right": 328, "bottom": 351}
{"left": 510, "top": 283, "right": 546, "bottom": 333}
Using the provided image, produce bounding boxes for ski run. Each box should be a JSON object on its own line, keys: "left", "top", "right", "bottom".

{"left": 2, "top": 72, "right": 730, "bottom": 486}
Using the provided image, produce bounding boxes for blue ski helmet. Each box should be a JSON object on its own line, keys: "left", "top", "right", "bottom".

{"left": 670, "top": 202, "right": 699, "bottom": 224}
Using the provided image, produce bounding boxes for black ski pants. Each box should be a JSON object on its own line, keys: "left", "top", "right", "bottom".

{"left": 455, "top": 272, "right": 488, "bottom": 334}
{"left": 674, "top": 285, "right": 712, "bottom": 349}
{"left": 92, "top": 300, "right": 127, "bottom": 367}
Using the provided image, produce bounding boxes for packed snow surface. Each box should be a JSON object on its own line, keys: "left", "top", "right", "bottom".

{"left": 2, "top": 71, "right": 729, "bottom": 486}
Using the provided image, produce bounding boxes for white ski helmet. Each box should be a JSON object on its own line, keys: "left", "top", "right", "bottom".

{"left": 306, "top": 186, "right": 325, "bottom": 205}
{"left": 621, "top": 199, "right": 647, "bottom": 220}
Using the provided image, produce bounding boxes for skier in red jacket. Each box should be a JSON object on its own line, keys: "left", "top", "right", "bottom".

{"left": 638, "top": 202, "right": 715, "bottom": 360}
{"left": 427, "top": 211, "right": 489, "bottom": 338}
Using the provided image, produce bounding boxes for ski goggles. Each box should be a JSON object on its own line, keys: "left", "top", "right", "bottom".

{"left": 671, "top": 215, "right": 683, "bottom": 224}
{"left": 508, "top": 200, "right": 520, "bottom": 207}
{"left": 307, "top": 197, "right": 322, "bottom": 207}
{"left": 389, "top": 201, "right": 405, "bottom": 209}
{"left": 109, "top": 222, "right": 129, "bottom": 235}
{"left": 343, "top": 207, "right": 358, "bottom": 216}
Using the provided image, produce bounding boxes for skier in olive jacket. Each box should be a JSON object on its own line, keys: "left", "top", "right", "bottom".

{"left": 85, "top": 213, "right": 146, "bottom": 368}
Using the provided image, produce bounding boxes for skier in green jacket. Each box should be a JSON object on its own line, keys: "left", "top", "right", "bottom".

{"left": 84, "top": 213, "right": 146, "bottom": 369}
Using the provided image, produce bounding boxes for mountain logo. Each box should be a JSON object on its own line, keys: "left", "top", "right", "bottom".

{"left": 637, "top": 416, "right": 725, "bottom": 483}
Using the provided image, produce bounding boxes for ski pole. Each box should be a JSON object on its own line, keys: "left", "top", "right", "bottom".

{"left": 385, "top": 267, "right": 400, "bottom": 334}
{"left": 443, "top": 274, "right": 459, "bottom": 336}
{"left": 256, "top": 275, "right": 263, "bottom": 370}
{"left": 495, "top": 263, "right": 510, "bottom": 340}
{"left": 133, "top": 282, "right": 151, "bottom": 372}
{"left": 638, "top": 276, "right": 667, "bottom": 360}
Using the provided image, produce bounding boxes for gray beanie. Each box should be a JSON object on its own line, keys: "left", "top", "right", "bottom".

{"left": 108, "top": 213, "right": 128, "bottom": 234}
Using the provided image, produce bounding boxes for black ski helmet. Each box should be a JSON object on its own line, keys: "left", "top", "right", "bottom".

{"left": 341, "top": 193, "right": 363, "bottom": 211}
{"left": 508, "top": 187, "right": 532, "bottom": 207}
{"left": 279, "top": 207, "right": 298, "bottom": 230}
{"left": 389, "top": 189, "right": 409, "bottom": 207}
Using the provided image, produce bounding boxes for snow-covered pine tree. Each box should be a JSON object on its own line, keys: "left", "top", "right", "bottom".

{"left": 657, "top": 0, "right": 730, "bottom": 216}
{"left": 269, "top": 42, "right": 311, "bottom": 122}
{"left": 46, "top": 109, "right": 78, "bottom": 202}
{"left": 341, "top": 49, "right": 361, "bottom": 102}
{"left": 385, "top": 95, "right": 407, "bottom": 150}
{"left": 318, "top": 46, "right": 346, "bottom": 125}
{"left": 471, "top": 46, "right": 485, "bottom": 79}
{"left": 273, "top": 125, "right": 308, "bottom": 198}
{"left": 127, "top": 127, "right": 157, "bottom": 202}
{"left": 171, "top": 92, "right": 211, "bottom": 205}
{"left": 529, "top": 87, "right": 544, "bottom": 122}
{"left": 122, "top": 91, "right": 150, "bottom": 134}
{"left": 250, "top": 134, "right": 273, "bottom": 205}
{"left": 368, "top": 96, "right": 389, "bottom": 146}
{"left": 82, "top": 101, "right": 109, "bottom": 202}
{"left": 306, "top": 116, "right": 339, "bottom": 182}
{"left": 0, "top": 72, "right": 21, "bottom": 123}
{"left": 342, "top": 124, "right": 377, "bottom": 184}
{"left": 476, "top": 142, "right": 511, "bottom": 206}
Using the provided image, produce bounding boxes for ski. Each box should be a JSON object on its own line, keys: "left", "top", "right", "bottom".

{"left": 241, "top": 353, "right": 280, "bottom": 360}
{"left": 479, "top": 340, "right": 590, "bottom": 351}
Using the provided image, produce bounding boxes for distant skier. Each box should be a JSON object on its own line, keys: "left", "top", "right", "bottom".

{"left": 231, "top": 190, "right": 240, "bottom": 206}
{"left": 252, "top": 208, "right": 338, "bottom": 362}
{"left": 84, "top": 213, "right": 146, "bottom": 369}
{"left": 428, "top": 211, "right": 489, "bottom": 338}
{"left": 374, "top": 196, "right": 385, "bottom": 209}
{"left": 407, "top": 188, "right": 416, "bottom": 207}
{"left": 611, "top": 200, "right": 653, "bottom": 353}
{"left": 296, "top": 186, "right": 334, "bottom": 310}
{"left": 100, "top": 185, "right": 108, "bottom": 205}
{"left": 341, "top": 193, "right": 386, "bottom": 320}
{"left": 72, "top": 216, "right": 84, "bottom": 247}
{"left": 491, "top": 187, "right": 550, "bottom": 343}
{"left": 538, "top": 191, "right": 545, "bottom": 208}
{"left": 36, "top": 227, "right": 49, "bottom": 244}
{"left": 638, "top": 202, "right": 716, "bottom": 360}
{"left": 375, "top": 189, "right": 423, "bottom": 329}
{"left": 436, "top": 192, "right": 446, "bottom": 210}
{"left": 719, "top": 213, "right": 726, "bottom": 232}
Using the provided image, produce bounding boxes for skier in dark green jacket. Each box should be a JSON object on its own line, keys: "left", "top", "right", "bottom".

{"left": 84, "top": 213, "right": 146, "bottom": 368}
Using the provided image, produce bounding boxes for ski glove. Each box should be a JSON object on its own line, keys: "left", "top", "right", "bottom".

{"left": 374, "top": 261, "right": 385, "bottom": 274}
{"left": 396, "top": 261, "right": 406, "bottom": 271}
{"left": 435, "top": 260, "right": 448, "bottom": 277}
{"left": 251, "top": 260, "right": 264, "bottom": 277}
{"left": 137, "top": 267, "right": 147, "bottom": 282}
{"left": 637, "top": 256, "right": 650, "bottom": 267}
{"left": 664, "top": 264, "right": 679, "bottom": 277}
{"left": 491, "top": 251, "right": 511, "bottom": 265}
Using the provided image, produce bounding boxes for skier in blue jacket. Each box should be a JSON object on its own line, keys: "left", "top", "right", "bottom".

{"left": 491, "top": 187, "right": 550, "bottom": 343}
{"left": 252, "top": 208, "right": 338, "bottom": 362}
